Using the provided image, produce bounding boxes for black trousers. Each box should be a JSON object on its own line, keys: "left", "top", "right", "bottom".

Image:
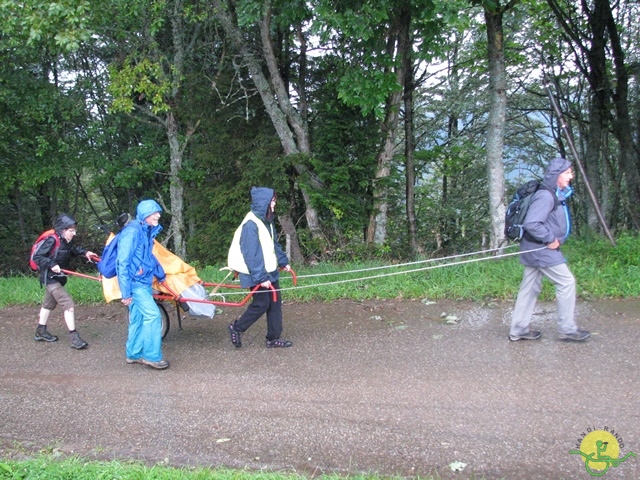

{"left": 234, "top": 281, "right": 283, "bottom": 341}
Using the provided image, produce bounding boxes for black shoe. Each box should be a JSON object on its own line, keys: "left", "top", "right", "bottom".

{"left": 35, "top": 326, "right": 58, "bottom": 342}
{"left": 559, "top": 330, "right": 590, "bottom": 342}
{"left": 69, "top": 331, "right": 88, "bottom": 349}
{"left": 509, "top": 330, "right": 541, "bottom": 341}
{"left": 266, "top": 338, "right": 292, "bottom": 348}
{"left": 141, "top": 358, "right": 170, "bottom": 369}
{"left": 228, "top": 323, "right": 242, "bottom": 348}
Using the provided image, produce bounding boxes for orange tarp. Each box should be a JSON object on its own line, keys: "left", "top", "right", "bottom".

{"left": 101, "top": 233, "right": 202, "bottom": 303}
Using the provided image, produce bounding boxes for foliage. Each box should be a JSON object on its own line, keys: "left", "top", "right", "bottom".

{"left": 182, "top": 86, "right": 290, "bottom": 264}
{"left": 1, "top": 0, "right": 640, "bottom": 273}
{"left": 312, "top": 0, "right": 445, "bottom": 120}
{"left": 307, "top": 62, "right": 381, "bottom": 245}
{"left": 0, "top": 0, "right": 94, "bottom": 51}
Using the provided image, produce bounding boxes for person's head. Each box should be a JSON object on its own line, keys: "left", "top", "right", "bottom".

{"left": 543, "top": 157, "right": 573, "bottom": 191}
{"left": 557, "top": 166, "right": 574, "bottom": 190}
{"left": 53, "top": 213, "right": 78, "bottom": 242}
{"left": 136, "top": 199, "right": 162, "bottom": 226}
{"left": 250, "top": 187, "right": 276, "bottom": 221}
{"left": 268, "top": 192, "right": 277, "bottom": 221}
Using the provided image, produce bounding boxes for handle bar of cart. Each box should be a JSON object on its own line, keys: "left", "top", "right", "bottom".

{"left": 62, "top": 258, "right": 296, "bottom": 339}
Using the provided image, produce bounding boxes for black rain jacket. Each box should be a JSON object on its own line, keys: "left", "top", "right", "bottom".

{"left": 33, "top": 214, "right": 87, "bottom": 286}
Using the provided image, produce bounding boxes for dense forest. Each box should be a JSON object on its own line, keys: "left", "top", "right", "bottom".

{"left": 1, "top": 0, "right": 638, "bottom": 274}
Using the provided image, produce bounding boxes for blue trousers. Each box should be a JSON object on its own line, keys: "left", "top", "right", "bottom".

{"left": 126, "top": 285, "right": 163, "bottom": 362}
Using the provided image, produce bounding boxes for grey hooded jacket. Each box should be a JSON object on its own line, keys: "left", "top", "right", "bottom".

{"left": 519, "top": 157, "right": 573, "bottom": 267}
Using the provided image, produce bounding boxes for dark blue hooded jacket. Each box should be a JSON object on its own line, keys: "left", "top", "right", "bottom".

{"left": 520, "top": 157, "right": 573, "bottom": 267}
{"left": 238, "top": 187, "right": 289, "bottom": 288}
{"left": 116, "top": 200, "right": 166, "bottom": 298}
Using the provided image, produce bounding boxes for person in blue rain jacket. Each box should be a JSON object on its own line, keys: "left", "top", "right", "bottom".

{"left": 117, "top": 199, "right": 169, "bottom": 369}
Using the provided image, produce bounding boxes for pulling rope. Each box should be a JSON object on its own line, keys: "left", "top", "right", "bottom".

{"left": 295, "top": 244, "right": 519, "bottom": 279}
{"left": 60, "top": 244, "right": 546, "bottom": 301}
{"left": 215, "top": 245, "right": 547, "bottom": 295}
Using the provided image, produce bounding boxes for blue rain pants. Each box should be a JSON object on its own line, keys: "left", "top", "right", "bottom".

{"left": 126, "top": 284, "right": 163, "bottom": 362}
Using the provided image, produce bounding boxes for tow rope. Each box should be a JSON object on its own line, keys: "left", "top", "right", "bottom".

{"left": 218, "top": 244, "right": 547, "bottom": 295}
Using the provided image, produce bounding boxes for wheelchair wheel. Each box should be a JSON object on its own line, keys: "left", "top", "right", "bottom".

{"left": 125, "top": 300, "right": 171, "bottom": 341}
{"left": 157, "top": 301, "right": 170, "bottom": 339}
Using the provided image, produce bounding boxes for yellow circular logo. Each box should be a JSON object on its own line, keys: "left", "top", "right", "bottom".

{"left": 571, "top": 428, "right": 636, "bottom": 476}
{"left": 579, "top": 430, "right": 621, "bottom": 472}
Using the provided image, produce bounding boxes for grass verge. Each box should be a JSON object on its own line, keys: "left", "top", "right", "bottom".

{"left": 1, "top": 234, "right": 638, "bottom": 308}
{"left": 0, "top": 455, "right": 451, "bottom": 480}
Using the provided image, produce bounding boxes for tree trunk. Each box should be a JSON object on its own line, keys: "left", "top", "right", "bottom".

{"left": 277, "top": 211, "right": 304, "bottom": 264}
{"left": 156, "top": 0, "right": 198, "bottom": 260}
{"left": 604, "top": 0, "right": 640, "bottom": 227}
{"left": 483, "top": 3, "right": 509, "bottom": 249}
{"left": 212, "top": 0, "right": 324, "bottom": 247}
{"left": 401, "top": 7, "right": 422, "bottom": 255}
{"left": 166, "top": 112, "right": 186, "bottom": 259}
{"left": 366, "top": 15, "right": 407, "bottom": 246}
{"left": 366, "top": 80, "right": 403, "bottom": 245}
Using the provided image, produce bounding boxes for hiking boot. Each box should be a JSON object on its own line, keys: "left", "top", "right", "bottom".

{"left": 266, "top": 338, "right": 293, "bottom": 348}
{"left": 34, "top": 325, "right": 58, "bottom": 342}
{"left": 559, "top": 330, "right": 590, "bottom": 342}
{"left": 508, "top": 330, "right": 541, "bottom": 342}
{"left": 228, "top": 323, "right": 242, "bottom": 348}
{"left": 141, "top": 358, "right": 170, "bottom": 369}
{"left": 125, "top": 357, "right": 143, "bottom": 364}
{"left": 70, "top": 331, "right": 88, "bottom": 349}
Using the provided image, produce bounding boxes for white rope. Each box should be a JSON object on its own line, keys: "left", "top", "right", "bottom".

{"left": 213, "top": 245, "right": 546, "bottom": 295}
{"left": 295, "top": 244, "right": 519, "bottom": 278}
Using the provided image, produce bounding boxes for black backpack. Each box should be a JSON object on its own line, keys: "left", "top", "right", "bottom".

{"left": 504, "top": 180, "right": 556, "bottom": 242}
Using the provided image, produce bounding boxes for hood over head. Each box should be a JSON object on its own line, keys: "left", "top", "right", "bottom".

{"left": 53, "top": 213, "right": 77, "bottom": 234}
{"left": 542, "top": 157, "right": 572, "bottom": 191}
{"left": 250, "top": 187, "right": 275, "bottom": 221}
{"left": 136, "top": 199, "right": 163, "bottom": 222}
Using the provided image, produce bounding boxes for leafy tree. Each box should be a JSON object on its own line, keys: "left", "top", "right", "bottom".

{"left": 544, "top": 0, "right": 640, "bottom": 232}
{"left": 313, "top": 0, "right": 445, "bottom": 249}
{"left": 210, "top": 0, "right": 326, "bottom": 256}
{"left": 103, "top": 0, "right": 220, "bottom": 258}
{"left": 0, "top": 0, "right": 101, "bottom": 270}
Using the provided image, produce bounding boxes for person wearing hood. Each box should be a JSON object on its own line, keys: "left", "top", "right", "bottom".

{"left": 32, "top": 213, "right": 97, "bottom": 349}
{"left": 227, "top": 187, "right": 293, "bottom": 348}
{"left": 509, "top": 157, "right": 590, "bottom": 342}
{"left": 116, "top": 199, "right": 169, "bottom": 369}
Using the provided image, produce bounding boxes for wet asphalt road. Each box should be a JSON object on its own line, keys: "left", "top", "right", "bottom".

{"left": 0, "top": 298, "right": 639, "bottom": 479}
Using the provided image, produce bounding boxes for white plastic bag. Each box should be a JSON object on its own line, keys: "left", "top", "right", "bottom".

{"left": 180, "top": 283, "right": 216, "bottom": 319}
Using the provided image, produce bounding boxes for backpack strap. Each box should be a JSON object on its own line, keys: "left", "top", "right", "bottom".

{"left": 538, "top": 184, "right": 559, "bottom": 207}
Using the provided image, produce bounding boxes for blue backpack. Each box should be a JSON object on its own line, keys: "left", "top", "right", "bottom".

{"left": 97, "top": 225, "right": 134, "bottom": 278}
{"left": 97, "top": 214, "right": 136, "bottom": 278}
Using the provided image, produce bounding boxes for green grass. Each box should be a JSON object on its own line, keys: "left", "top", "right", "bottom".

{"left": 1, "top": 234, "right": 639, "bottom": 308}
{"left": 0, "top": 456, "right": 452, "bottom": 480}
